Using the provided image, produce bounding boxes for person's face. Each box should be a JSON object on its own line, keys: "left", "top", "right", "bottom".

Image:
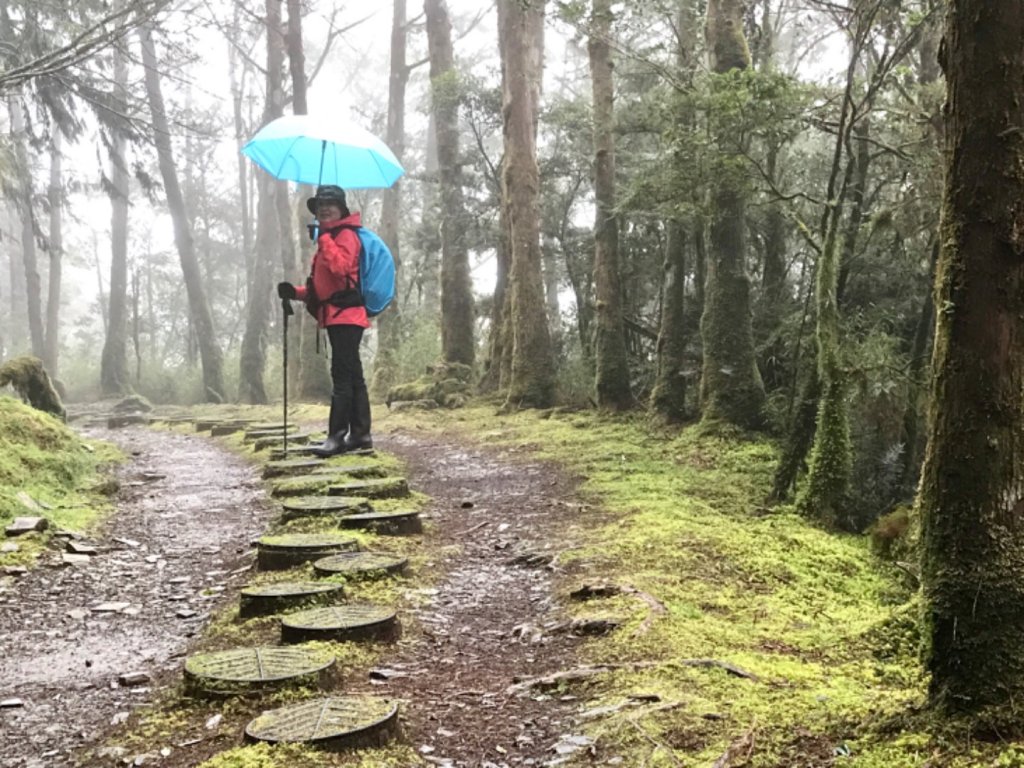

{"left": 317, "top": 201, "right": 342, "bottom": 221}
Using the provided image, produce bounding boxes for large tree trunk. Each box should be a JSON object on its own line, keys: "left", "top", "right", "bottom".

{"left": 699, "top": 0, "right": 765, "bottom": 429}
{"left": 10, "top": 97, "right": 45, "bottom": 360}
{"left": 499, "top": 0, "right": 555, "bottom": 408}
{"left": 239, "top": 0, "right": 287, "bottom": 405}
{"left": 588, "top": 0, "right": 632, "bottom": 411}
{"left": 44, "top": 128, "right": 62, "bottom": 378}
{"left": 371, "top": 0, "right": 409, "bottom": 400}
{"left": 101, "top": 39, "right": 130, "bottom": 397}
{"left": 651, "top": 0, "right": 700, "bottom": 424}
{"left": 139, "top": 24, "right": 226, "bottom": 402}
{"left": 426, "top": 0, "right": 475, "bottom": 367}
{"left": 919, "top": 0, "right": 1024, "bottom": 724}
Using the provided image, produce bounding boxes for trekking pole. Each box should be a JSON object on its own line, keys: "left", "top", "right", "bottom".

{"left": 282, "top": 297, "right": 294, "bottom": 457}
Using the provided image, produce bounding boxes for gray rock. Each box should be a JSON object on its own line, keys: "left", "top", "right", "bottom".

{"left": 61, "top": 554, "right": 92, "bottom": 566}
{"left": 0, "top": 543, "right": 19, "bottom": 554}
{"left": 118, "top": 672, "right": 150, "bottom": 687}
{"left": 0, "top": 698, "right": 25, "bottom": 708}
{"left": 91, "top": 602, "right": 131, "bottom": 613}
{"left": 66, "top": 541, "right": 97, "bottom": 556}
{"left": 5, "top": 517, "right": 48, "bottom": 537}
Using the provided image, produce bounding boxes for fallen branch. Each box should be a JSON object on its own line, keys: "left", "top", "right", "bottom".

{"left": 711, "top": 720, "right": 757, "bottom": 768}
{"left": 507, "top": 658, "right": 759, "bottom": 695}
{"left": 622, "top": 584, "right": 668, "bottom": 637}
{"left": 458, "top": 520, "right": 489, "bottom": 536}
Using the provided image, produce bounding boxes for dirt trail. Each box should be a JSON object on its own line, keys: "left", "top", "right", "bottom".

{"left": 0, "top": 427, "right": 275, "bottom": 768}
{"left": 0, "top": 423, "right": 591, "bottom": 768}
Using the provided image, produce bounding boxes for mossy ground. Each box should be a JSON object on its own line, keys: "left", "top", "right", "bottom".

{"left": 0, "top": 395, "right": 120, "bottom": 566}
{"left": 375, "top": 404, "right": 1022, "bottom": 767}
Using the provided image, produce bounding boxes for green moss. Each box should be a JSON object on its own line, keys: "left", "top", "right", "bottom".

{"left": 197, "top": 743, "right": 424, "bottom": 768}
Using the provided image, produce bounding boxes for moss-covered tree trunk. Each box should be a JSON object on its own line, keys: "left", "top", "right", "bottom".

{"left": 919, "top": 0, "right": 1024, "bottom": 725}
{"left": 699, "top": 0, "right": 765, "bottom": 430}
{"left": 426, "top": 0, "right": 475, "bottom": 368}
{"left": 498, "top": 0, "right": 555, "bottom": 409}
{"left": 140, "top": 24, "right": 225, "bottom": 402}
{"left": 651, "top": 0, "right": 700, "bottom": 425}
{"left": 371, "top": 0, "right": 409, "bottom": 400}
{"left": 100, "top": 40, "right": 131, "bottom": 397}
{"left": 588, "top": 0, "right": 632, "bottom": 411}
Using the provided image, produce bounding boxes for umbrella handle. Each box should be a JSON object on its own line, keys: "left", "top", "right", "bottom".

{"left": 317, "top": 139, "right": 326, "bottom": 188}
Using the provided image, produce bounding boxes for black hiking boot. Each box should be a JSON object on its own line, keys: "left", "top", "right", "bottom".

{"left": 342, "top": 385, "right": 373, "bottom": 452}
{"left": 310, "top": 394, "right": 350, "bottom": 458}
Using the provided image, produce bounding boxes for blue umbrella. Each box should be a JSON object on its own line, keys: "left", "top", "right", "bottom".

{"left": 241, "top": 114, "right": 404, "bottom": 189}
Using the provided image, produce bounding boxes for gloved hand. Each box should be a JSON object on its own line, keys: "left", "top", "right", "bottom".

{"left": 277, "top": 282, "right": 296, "bottom": 300}
{"left": 307, "top": 223, "right": 318, "bottom": 242}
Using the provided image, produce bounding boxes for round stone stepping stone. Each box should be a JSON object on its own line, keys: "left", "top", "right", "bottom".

{"left": 245, "top": 696, "right": 398, "bottom": 750}
{"left": 281, "top": 604, "right": 399, "bottom": 644}
{"left": 239, "top": 581, "right": 344, "bottom": 618}
{"left": 327, "top": 477, "right": 410, "bottom": 500}
{"left": 340, "top": 510, "right": 423, "bottom": 536}
{"left": 257, "top": 533, "right": 359, "bottom": 571}
{"left": 262, "top": 458, "right": 326, "bottom": 480}
{"left": 278, "top": 496, "right": 371, "bottom": 523}
{"left": 313, "top": 551, "right": 408, "bottom": 580}
{"left": 184, "top": 647, "right": 335, "bottom": 697}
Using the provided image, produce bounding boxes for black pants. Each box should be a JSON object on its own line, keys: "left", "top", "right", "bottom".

{"left": 327, "top": 325, "right": 365, "bottom": 399}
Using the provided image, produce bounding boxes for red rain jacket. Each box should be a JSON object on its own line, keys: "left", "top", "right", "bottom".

{"left": 294, "top": 211, "right": 370, "bottom": 329}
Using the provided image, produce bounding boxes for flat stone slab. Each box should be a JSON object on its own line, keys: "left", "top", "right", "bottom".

{"left": 327, "top": 477, "right": 410, "bottom": 500}
{"left": 61, "top": 553, "right": 92, "bottom": 566}
{"left": 66, "top": 541, "right": 98, "bottom": 555}
{"left": 184, "top": 647, "right": 335, "bottom": 698}
{"left": 239, "top": 581, "right": 345, "bottom": 619}
{"left": 281, "top": 604, "right": 399, "bottom": 644}
{"left": 91, "top": 602, "right": 132, "bottom": 613}
{"left": 245, "top": 696, "right": 398, "bottom": 750}
{"left": 339, "top": 510, "right": 423, "bottom": 536}
{"left": 5, "top": 517, "right": 48, "bottom": 537}
{"left": 261, "top": 459, "right": 326, "bottom": 480}
{"left": 256, "top": 534, "right": 359, "bottom": 571}
{"left": 255, "top": 433, "right": 313, "bottom": 453}
{"left": 310, "top": 463, "right": 387, "bottom": 478}
{"left": 313, "top": 552, "right": 408, "bottom": 581}
{"left": 278, "top": 496, "right": 371, "bottom": 523}
{"left": 271, "top": 469, "right": 388, "bottom": 497}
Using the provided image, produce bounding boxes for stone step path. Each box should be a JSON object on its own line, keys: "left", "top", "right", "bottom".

{"left": 179, "top": 415, "right": 421, "bottom": 757}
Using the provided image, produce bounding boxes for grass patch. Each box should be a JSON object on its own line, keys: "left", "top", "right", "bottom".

{"left": 376, "top": 404, "right": 1017, "bottom": 767}
{"left": 0, "top": 395, "right": 120, "bottom": 565}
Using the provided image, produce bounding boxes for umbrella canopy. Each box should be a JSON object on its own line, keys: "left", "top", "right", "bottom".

{"left": 242, "top": 114, "right": 404, "bottom": 189}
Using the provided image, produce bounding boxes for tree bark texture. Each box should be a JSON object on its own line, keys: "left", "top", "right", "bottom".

{"left": 426, "top": 0, "right": 475, "bottom": 367}
{"left": 498, "top": 0, "right": 555, "bottom": 409}
{"left": 100, "top": 42, "right": 130, "bottom": 397}
{"left": 371, "top": 0, "right": 408, "bottom": 400}
{"left": 588, "top": 0, "right": 633, "bottom": 411}
{"left": 919, "top": 0, "right": 1024, "bottom": 724}
{"left": 44, "top": 128, "right": 62, "bottom": 378}
{"left": 699, "top": 0, "right": 764, "bottom": 429}
{"left": 139, "top": 24, "right": 225, "bottom": 402}
{"left": 10, "top": 97, "right": 45, "bottom": 360}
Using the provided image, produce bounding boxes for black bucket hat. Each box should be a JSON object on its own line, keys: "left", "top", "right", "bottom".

{"left": 306, "top": 184, "right": 347, "bottom": 215}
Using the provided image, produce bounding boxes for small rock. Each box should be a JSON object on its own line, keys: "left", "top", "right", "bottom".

{"left": 0, "top": 698, "right": 25, "bottom": 708}
{"left": 175, "top": 609, "right": 197, "bottom": 619}
{"left": 66, "top": 541, "right": 97, "bottom": 556}
{"left": 66, "top": 609, "right": 88, "bottom": 620}
{"left": 1, "top": 543, "right": 20, "bottom": 554}
{"left": 122, "top": 606, "right": 142, "bottom": 617}
{"left": 61, "top": 554, "right": 92, "bottom": 566}
{"left": 110, "top": 712, "right": 130, "bottom": 725}
{"left": 205, "top": 714, "right": 223, "bottom": 730}
{"left": 1, "top": 566, "right": 27, "bottom": 576}
{"left": 112, "top": 537, "right": 140, "bottom": 548}
{"left": 91, "top": 602, "right": 131, "bottom": 613}
{"left": 460, "top": 500, "right": 474, "bottom": 509}
{"left": 5, "top": 517, "right": 48, "bottom": 537}
{"left": 119, "top": 672, "right": 150, "bottom": 687}
{"left": 168, "top": 576, "right": 189, "bottom": 584}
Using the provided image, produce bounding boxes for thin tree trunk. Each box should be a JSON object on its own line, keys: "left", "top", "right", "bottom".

{"left": 919, "top": 0, "right": 1024, "bottom": 723}
{"left": 44, "top": 128, "right": 62, "bottom": 378}
{"left": 139, "top": 24, "right": 226, "bottom": 402}
{"left": 699, "top": 0, "right": 765, "bottom": 429}
{"left": 589, "top": 0, "right": 632, "bottom": 411}
{"left": 100, "top": 39, "right": 131, "bottom": 397}
{"left": 10, "top": 97, "right": 45, "bottom": 360}
{"left": 371, "top": 0, "right": 409, "bottom": 400}
{"left": 426, "top": 0, "right": 475, "bottom": 367}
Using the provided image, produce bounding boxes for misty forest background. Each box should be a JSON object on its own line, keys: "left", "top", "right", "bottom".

{"left": 0, "top": 0, "right": 942, "bottom": 539}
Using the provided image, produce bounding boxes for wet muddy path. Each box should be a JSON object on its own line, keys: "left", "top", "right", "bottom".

{"left": 0, "top": 422, "right": 589, "bottom": 768}
{"left": 0, "top": 428, "right": 275, "bottom": 768}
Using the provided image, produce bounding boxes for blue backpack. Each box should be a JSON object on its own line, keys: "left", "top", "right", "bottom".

{"left": 342, "top": 225, "right": 396, "bottom": 317}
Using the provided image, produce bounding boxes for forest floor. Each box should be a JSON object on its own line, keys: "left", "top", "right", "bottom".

{"left": 0, "top": 405, "right": 596, "bottom": 768}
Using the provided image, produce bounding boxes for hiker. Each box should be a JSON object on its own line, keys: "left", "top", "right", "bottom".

{"left": 277, "top": 184, "right": 373, "bottom": 457}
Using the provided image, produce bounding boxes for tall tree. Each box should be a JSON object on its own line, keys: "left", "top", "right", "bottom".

{"left": 139, "top": 23, "right": 226, "bottom": 402}
{"left": 699, "top": 0, "right": 765, "bottom": 429}
{"left": 588, "top": 0, "right": 632, "bottom": 410}
{"left": 371, "top": 0, "right": 409, "bottom": 399}
{"left": 100, "top": 39, "right": 131, "bottom": 396}
{"left": 43, "top": 127, "right": 63, "bottom": 378}
{"left": 9, "top": 96, "right": 45, "bottom": 360}
{"left": 426, "top": 0, "right": 475, "bottom": 367}
{"left": 498, "top": 0, "right": 555, "bottom": 408}
{"left": 919, "top": 0, "right": 1024, "bottom": 723}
